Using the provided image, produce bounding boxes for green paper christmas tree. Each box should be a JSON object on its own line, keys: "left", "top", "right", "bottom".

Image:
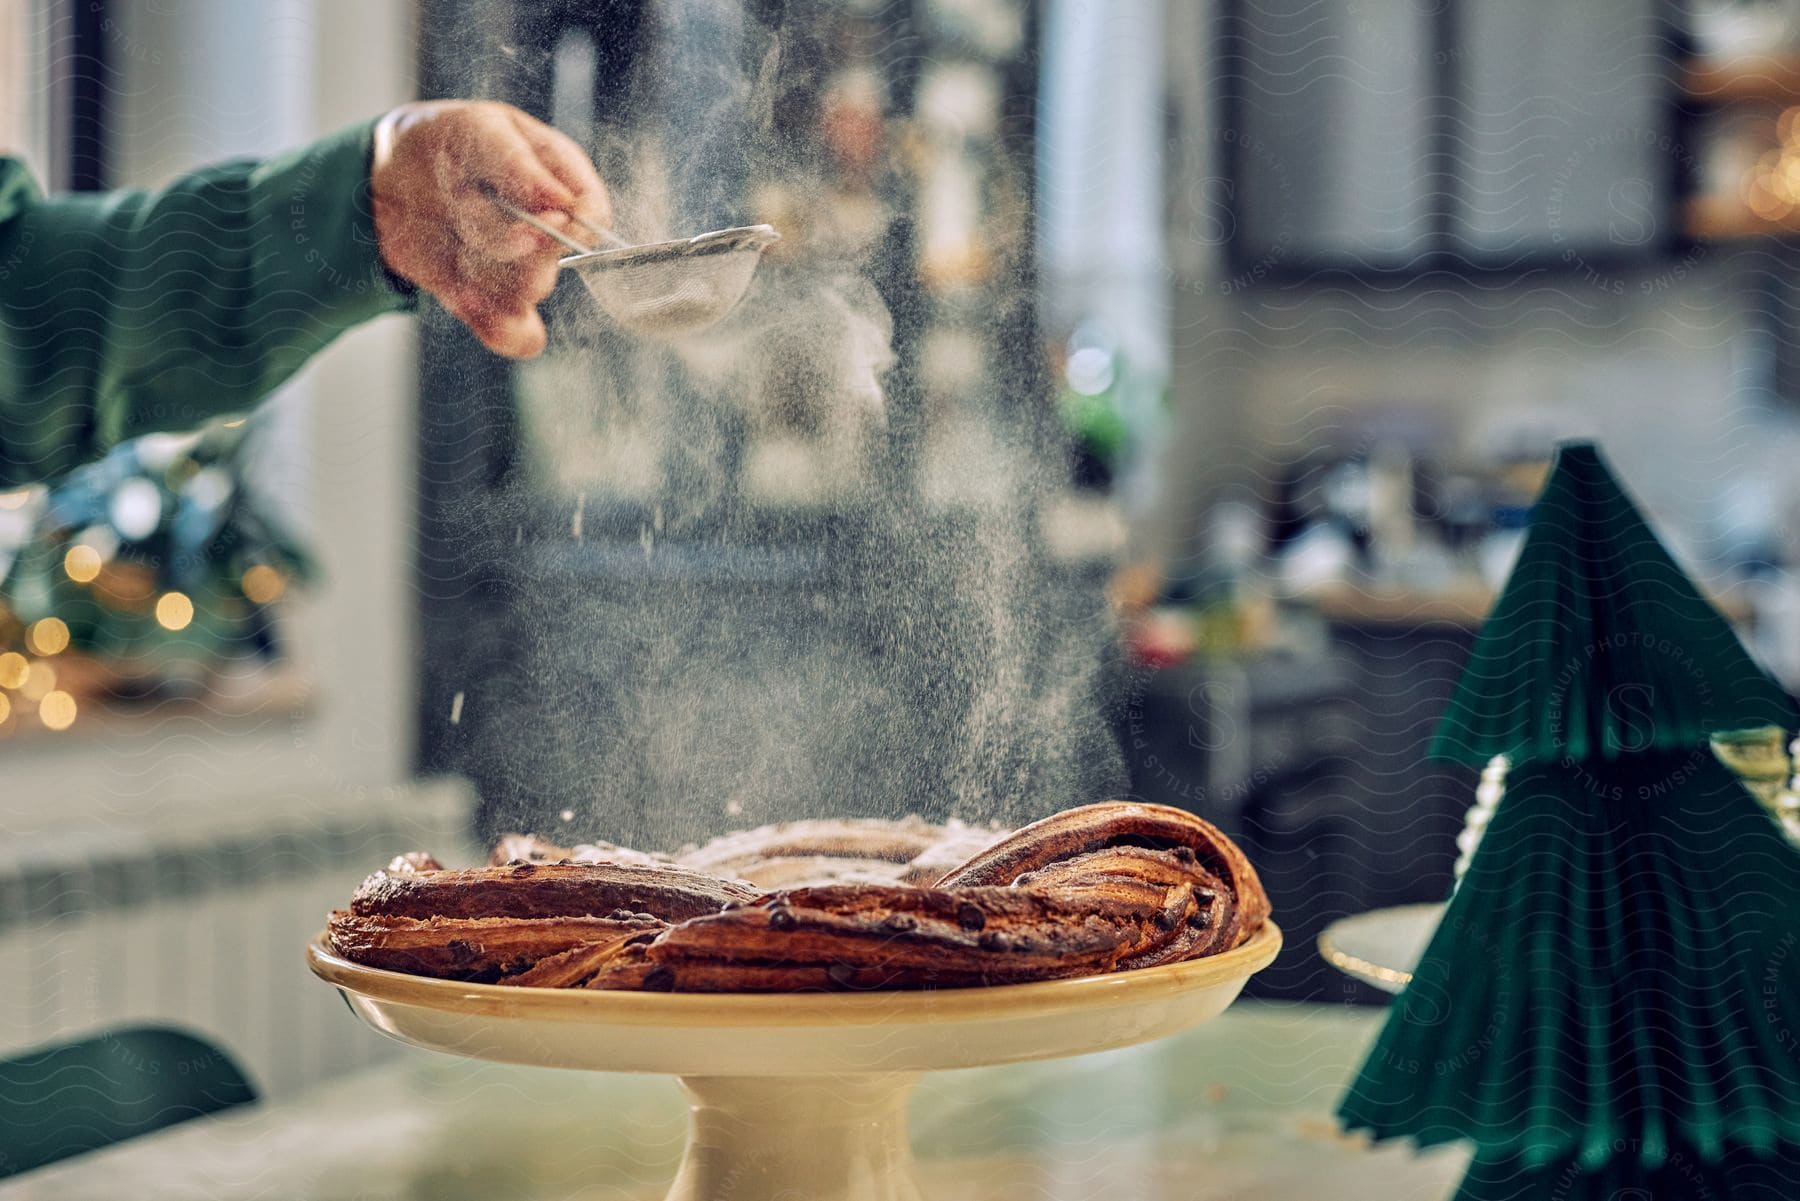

{"left": 1338, "top": 441, "right": 1800, "bottom": 1200}
{"left": 1430, "top": 442, "right": 1793, "bottom": 765}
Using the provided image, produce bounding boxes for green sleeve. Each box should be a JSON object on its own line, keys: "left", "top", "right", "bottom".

{"left": 0, "top": 118, "right": 417, "bottom": 489}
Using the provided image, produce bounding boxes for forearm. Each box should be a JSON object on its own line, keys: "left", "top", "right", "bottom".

{"left": 0, "top": 119, "right": 414, "bottom": 489}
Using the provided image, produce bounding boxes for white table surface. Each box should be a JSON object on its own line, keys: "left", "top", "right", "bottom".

{"left": 1, "top": 1000, "right": 1467, "bottom": 1200}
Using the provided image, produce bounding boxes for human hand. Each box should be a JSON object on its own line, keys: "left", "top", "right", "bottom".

{"left": 371, "top": 100, "right": 610, "bottom": 358}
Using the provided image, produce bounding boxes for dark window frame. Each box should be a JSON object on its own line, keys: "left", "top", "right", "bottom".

{"left": 42, "top": 0, "right": 111, "bottom": 191}
{"left": 1215, "top": 0, "right": 1688, "bottom": 284}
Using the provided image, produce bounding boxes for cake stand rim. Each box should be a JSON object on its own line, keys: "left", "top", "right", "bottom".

{"left": 307, "top": 920, "right": 1281, "bottom": 1028}
{"left": 1316, "top": 901, "right": 1444, "bottom": 993}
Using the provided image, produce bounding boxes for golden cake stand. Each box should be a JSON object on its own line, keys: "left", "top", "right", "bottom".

{"left": 308, "top": 923, "right": 1280, "bottom": 1201}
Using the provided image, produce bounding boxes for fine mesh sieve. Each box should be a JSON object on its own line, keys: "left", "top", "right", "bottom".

{"left": 559, "top": 225, "right": 780, "bottom": 337}
{"left": 483, "top": 187, "right": 779, "bottom": 338}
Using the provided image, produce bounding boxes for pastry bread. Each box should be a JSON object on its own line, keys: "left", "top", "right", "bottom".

{"left": 326, "top": 803, "right": 1268, "bottom": 991}
{"left": 349, "top": 861, "right": 754, "bottom": 923}
{"left": 324, "top": 912, "right": 665, "bottom": 979}
{"left": 584, "top": 885, "right": 1139, "bottom": 992}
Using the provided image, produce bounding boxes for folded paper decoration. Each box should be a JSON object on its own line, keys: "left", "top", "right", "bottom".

{"left": 1340, "top": 441, "right": 1800, "bottom": 1200}
{"left": 1429, "top": 442, "right": 1794, "bottom": 765}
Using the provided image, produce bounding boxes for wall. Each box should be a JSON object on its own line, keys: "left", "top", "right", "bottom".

{"left": 0, "top": 1, "right": 48, "bottom": 179}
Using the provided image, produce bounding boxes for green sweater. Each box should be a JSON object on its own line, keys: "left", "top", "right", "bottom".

{"left": 0, "top": 119, "right": 415, "bottom": 489}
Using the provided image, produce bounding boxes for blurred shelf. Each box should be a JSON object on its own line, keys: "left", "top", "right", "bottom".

{"left": 1681, "top": 53, "right": 1800, "bottom": 105}
{"left": 1306, "top": 580, "right": 1754, "bottom": 631}
{"left": 1683, "top": 193, "right": 1800, "bottom": 241}
{"left": 1309, "top": 582, "right": 1496, "bottom": 630}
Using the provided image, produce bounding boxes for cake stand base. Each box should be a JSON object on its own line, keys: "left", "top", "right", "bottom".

{"left": 672, "top": 1074, "right": 922, "bottom": 1201}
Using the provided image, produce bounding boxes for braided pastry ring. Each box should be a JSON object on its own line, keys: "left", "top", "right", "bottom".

{"left": 327, "top": 804, "right": 1268, "bottom": 991}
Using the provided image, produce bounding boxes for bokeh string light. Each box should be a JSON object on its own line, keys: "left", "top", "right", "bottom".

{"left": 154, "top": 591, "right": 195, "bottom": 632}
{"left": 37, "top": 690, "right": 76, "bottom": 731}
{"left": 1742, "top": 105, "right": 1800, "bottom": 221}
{"left": 62, "top": 543, "right": 102, "bottom": 584}
{"left": 241, "top": 564, "right": 285, "bottom": 605}
{"left": 25, "top": 617, "right": 68, "bottom": 656}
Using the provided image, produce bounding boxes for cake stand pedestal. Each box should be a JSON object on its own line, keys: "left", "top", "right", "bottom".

{"left": 308, "top": 923, "right": 1280, "bottom": 1201}
{"left": 671, "top": 1074, "right": 921, "bottom": 1201}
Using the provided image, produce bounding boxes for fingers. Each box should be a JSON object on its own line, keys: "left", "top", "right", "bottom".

{"left": 455, "top": 201, "right": 554, "bottom": 263}
{"left": 484, "top": 135, "right": 577, "bottom": 218}
{"left": 510, "top": 110, "right": 614, "bottom": 232}
{"left": 436, "top": 190, "right": 563, "bottom": 358}
{"left": 401, "top": 225, "right": 559, "bottom": 359}
{"left": 444, "top": 293, "right": 549, "bottom": 359}
{"left": 374, "top": 99, "right": 613, "bottom": 358}
{"left": 453, "top": 133, "right": 576, "bottom": 255}
{"left": 445, "top": 248, "right": 560, "bottom": 357}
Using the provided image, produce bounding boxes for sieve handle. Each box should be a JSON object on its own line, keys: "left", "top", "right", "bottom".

{"left": 479, "top": 183, "right": 628, "bottom": 254}
{"left": 566, "top": 213, "right": 630, "bottom": 250}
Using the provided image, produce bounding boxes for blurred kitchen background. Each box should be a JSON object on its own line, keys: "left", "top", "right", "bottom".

{"left": 6, "top": 0, "right": 1800, "bottom": 1102}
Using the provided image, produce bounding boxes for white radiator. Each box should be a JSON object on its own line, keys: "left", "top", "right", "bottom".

{"left": 0, "top": 779, "right": 476, "bottom": 1099}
